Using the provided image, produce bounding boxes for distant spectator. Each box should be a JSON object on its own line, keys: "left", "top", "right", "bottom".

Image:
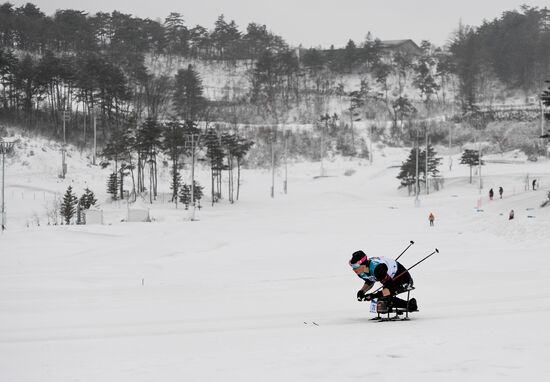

{"left": 428, "top": 212, "right": 435, "bottom": 227}
{"left": 499, "top": 186, "right": 503, "bottom": 199}
{"left": 489, "top": 188, "right": 494, "bottom": 200}
{"left": 532, "top": 179, "right": 537, "bottom": 190}
{"left": 509, "top": 209, "right": 515, "bottom": 220}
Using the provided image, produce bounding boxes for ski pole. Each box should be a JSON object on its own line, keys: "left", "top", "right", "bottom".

{"left": 367, "top": 248, "right": 439, "bottom": 297}
{"left": 395, "top": 240, "right": 414, "bottom": 261}
{"left": 403, "top": 248, "right": 439, "bottom": 274}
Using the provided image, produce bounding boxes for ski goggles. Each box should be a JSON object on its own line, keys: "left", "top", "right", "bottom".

{"left": 350, "top": 255, "right": 367, "bottom": 269}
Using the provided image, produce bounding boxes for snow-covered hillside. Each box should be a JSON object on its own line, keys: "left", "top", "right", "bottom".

{"left": 1, "top": 132, "right": 550, "bottom": 381}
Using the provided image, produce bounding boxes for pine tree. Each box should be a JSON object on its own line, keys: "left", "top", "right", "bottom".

{"left": 396, "top": 144, "right": 440, "bottom": 195}
{"left": 396, "top": 147, "right": 420, "bottom": 194}
{"left": 82, "top": 188, "right": 97, "bottom": 208}
{"left": 343, "top": 39, "right": 358, "bottom": 73}
{"left": 232, "top": 136, "right": 254, "bottom": 200}
{"left": 60, "top": 186, "right": 78, "bottom": 225}
{"left": 107, "top": 172, "right": 118, "bottom": 200}
{"left": 203, "top": 129, "right": 226, "bottom": 204}
{"left": 80, "top": 188, "right": 97, "bottom": 210}
{"left": 192, "top": 181, "right": 204, "bottom": 209}
{"left": 413, "top": 41, "right": 440, "bottom": 106}
{"left": 221, "top": 133, "right": 238, "bottom": 203}
{"left": 170, "top": 170, "right": 182, "bottom": 203}
{"left": 76, "top": 188, "right": 97, "bottom": 224}
{"left": 179, "top": 184, "right": 191, "bottom": 209}
{"left": 136, "top": 118, "right": 163, "bottom": 202}
{"left": 390, "top": 96, "right": 416, "bottom": 142}
{"left": 425, "top": 144, "right": 443, "bottom": 191}
{"left": 161, "top": 119, "right": 186, "bottom": 203}
{"left": 173, "top": 65, "right": 206, "bottom": 122}
{"left": 426, "top": 144, "right": 442, "bottom": 178}
{"left": 460, "top": 149, "right": 484, "bottom": 184}
{"left": 164, "top": 12, "right": 189, "bottom": 56}
{"left": 542, "top": 79, "right": 550, "bottom": 108}
{"left": 541, "top": 79, "right": 550, "bottom": 139}
{"left": 102, "top": 127, "right": 135, "bottom": 200}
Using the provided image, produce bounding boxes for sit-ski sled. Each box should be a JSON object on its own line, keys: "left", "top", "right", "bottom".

{"left": 369, "top": 286, "right": 417, "bottom": 322}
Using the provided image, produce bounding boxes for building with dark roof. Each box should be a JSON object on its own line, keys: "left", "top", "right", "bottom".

{"left": 378, "top": 40, "right": 423, "bottom": 56}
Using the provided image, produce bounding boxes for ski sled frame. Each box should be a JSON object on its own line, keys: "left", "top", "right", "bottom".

{"left": 369, "top": 286, "right": 417, "bottom": 322}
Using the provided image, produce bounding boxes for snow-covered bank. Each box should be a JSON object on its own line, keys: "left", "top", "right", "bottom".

{"left": 1, "top": 135, "right": 550, "bottom": 381}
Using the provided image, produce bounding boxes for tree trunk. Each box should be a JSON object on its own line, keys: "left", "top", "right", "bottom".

{"left": 228, "top": 155, "right": 233, "bottom": 203}
{"left": 149, "top": 162, "right": 153, "bottom": 204}
{"left": 119, "top": 168, "right": 124, "bottom": 200}
{"left": 211, "top": 166, "right": 215, "bottom": 206}
{"left": 153, "top": 155, "right": 158, "bottom": 199}
{"left": 236, "top": 158, "right": 241, "bottom": 201}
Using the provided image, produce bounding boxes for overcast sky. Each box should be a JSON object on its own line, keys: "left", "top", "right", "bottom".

{"left": 15, "top": 1, "right": 550, "bottom": 48}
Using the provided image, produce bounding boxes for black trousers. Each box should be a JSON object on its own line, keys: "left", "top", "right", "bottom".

{"left": 384, "top": 263, "right": 413, "bottom": 309}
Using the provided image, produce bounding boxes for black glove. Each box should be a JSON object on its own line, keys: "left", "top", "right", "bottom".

{"left": 357, "top": 290, "right": 366, "bottom": 301}
{"left": 372, "top": 291, "right": 384, "bottom": 300}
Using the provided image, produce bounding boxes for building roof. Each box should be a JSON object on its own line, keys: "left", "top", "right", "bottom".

{"left": 379, "top": 39, "right": 413, "bottom": 46}
{"left": 379, "top": 39, "right": 422, "bottom": 55}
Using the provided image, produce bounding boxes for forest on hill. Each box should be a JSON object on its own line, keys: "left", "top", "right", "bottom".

{"left": 0, "top": 3, "right": 549, "bottom": 158}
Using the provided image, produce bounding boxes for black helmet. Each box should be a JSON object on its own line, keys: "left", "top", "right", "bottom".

{"left": 349, "top": 250, "right": 368, "bottom": 267}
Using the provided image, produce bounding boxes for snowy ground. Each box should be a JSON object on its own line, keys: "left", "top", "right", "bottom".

{"left": 1, "top": 136, "right": 550, "bottom": 381}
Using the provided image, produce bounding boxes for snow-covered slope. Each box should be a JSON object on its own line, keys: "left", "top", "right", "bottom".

{"left": 1, "top": 134, "right": 550, "bottom": 381}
